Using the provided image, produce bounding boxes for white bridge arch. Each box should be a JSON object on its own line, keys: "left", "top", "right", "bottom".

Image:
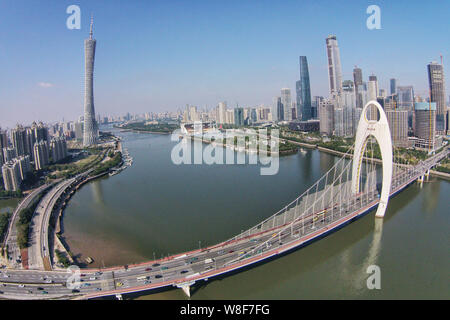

{"left": 351, "top": 100, "right": 393, "bottom": 218}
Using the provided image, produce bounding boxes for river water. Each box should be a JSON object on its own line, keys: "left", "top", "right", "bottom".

{"left": 58, "top": 127, "right": 449, "bottom": 299}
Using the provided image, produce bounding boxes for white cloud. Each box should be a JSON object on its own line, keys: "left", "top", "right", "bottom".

{"left": 37, "top": 82, "right": 54, "bottom": 88}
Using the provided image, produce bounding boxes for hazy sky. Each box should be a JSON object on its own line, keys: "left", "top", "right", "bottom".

{"left": 1, "top": 0, "right": 449, "bottom": 128}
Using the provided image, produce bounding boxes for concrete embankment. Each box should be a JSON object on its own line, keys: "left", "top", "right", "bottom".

{"left": 429, "top": 170, "right": 450, "bottom": 180}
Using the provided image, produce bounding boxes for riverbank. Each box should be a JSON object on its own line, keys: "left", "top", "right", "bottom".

{"left": 114, "top": 122, "right": 177, "bottom": 135}
{"left": 50, "top": 143, "right": 128, "bottom": 268}
{"left": 185, "top": 135, "right": 299, "bottom": 156}
{"left": 118, "top": 128, "right": 171, "bottom": 135}
{"left": 281, "top": 137, "right": 450, "bottom": 180}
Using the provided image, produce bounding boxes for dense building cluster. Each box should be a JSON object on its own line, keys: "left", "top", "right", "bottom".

{"left": 0, "top": 122, "right": 68, "bottom": 191}
{"left": 177, "top": 34, "right": 448, "bottom": 152}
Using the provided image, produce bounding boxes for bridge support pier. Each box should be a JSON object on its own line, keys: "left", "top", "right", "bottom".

{"left": 176, "top": 280, "right": 196, "bottom": 298}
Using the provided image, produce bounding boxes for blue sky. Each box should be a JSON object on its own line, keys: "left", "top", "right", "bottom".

{"left": 0, "top": 0, "right": 449, "bottom": 127}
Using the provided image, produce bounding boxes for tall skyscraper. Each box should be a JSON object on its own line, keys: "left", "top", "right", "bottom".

{"left": 427, "top": 62, "right": 446, "bottom": 134}
{"left": 390, "top": 78, "right": 397, "bottom": 95}
{"left": 396, "top": 85, "right": 415, "bottom": 129}
{"left": 326, "top": 35, "right": 343, "bottom": 96}
{"left": 415, "top": 102, "right": 436, "bottom": 150}
{"left": 83, "top": 17, "right": 98, "bottom": 146}
{"left": 281, "top": 88, "right": 292, "bottom": 121}
{"left": 368, "top": 75, "right": 379, "bottom": 100}
{"left": 312, "top": 96, "right": 323, "bottom": 119}
{"left": 218, "top": 102, "right": 227, "bottom": 124}
{"left": 234, "top": 108, "right": 244, "bottom": 127}
{"left": 353, "top": 66, "right": 363, "bottom": 108}
{"left": 295, "top": 56, "right": 312, "bottom": 121}
{"left": 272, "top": 97, "right": 282, "bottom": 122}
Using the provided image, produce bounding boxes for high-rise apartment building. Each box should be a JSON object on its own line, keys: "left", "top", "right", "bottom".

{"left": 319, "top": 99, "right": 334, "bottom": 135}
{"left": 16, "top": 155, "right": 31, "bottom": 180}
{"left": 33, "top": 140, "right": 49, "bottom": 170}
{"left": 3, "top": 147, "right": 16, "bottom": 162}
{"left": 2, "top": 161, "right": 21, "bottom": 191}
{"left": 50, "top": 137, "right": 68, "bottom": 163}
{"left": 281, "top": 88, "right": 292, "bottom": 122}
{"left": 11, "top": 125, "right": 28, "bottom": 157}
{"left": 0, "top": 129, "right": 7, "bottom": 164}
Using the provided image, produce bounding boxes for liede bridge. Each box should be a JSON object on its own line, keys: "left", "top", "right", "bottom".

{"left": 0, "top": 101, "right": 448, "bottom": 300}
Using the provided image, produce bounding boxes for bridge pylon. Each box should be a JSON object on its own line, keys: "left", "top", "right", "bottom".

{"left": 352, "top": 101, "right": 393, "bottom": 218}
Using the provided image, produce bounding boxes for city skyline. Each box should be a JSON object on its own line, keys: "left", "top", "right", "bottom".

{"left": 1, "top": 0, "right": 450, "bottom": 127}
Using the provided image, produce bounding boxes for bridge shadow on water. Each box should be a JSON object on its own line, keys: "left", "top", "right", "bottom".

{"left": 109, "top": 181, "right": 421, "bottom": 300}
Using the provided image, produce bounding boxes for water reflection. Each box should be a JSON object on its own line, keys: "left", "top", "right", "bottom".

{"left": 91, "top": 179, "right": 105, "bottom": 206}
{"left": 422, "top": 179, "right": 440, "bottom": 214}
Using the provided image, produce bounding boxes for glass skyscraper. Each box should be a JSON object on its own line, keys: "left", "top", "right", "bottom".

{"left": 353, "top": 66, "right": 363, "bottom": 109}
{"left": 296, "top": 56, "right": 312, "bottom": 121}
{"left": 390, "top": 78, "right": 397, "bottom": 95}
{"left": 427, "top": 62, "right": 446, "bottom": 134}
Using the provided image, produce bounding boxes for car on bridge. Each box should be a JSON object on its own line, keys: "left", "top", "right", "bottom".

{"left": 188, "top": 257, "right": 198, "bottom": 264}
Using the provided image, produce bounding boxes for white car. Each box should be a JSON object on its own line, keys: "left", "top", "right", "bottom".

{"left": 18, "top": 284, "right": 25, "bottom": 288}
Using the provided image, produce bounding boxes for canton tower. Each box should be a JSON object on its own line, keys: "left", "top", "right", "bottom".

{"left": 83, "top": 17, "right": 98, "bottom": 146}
